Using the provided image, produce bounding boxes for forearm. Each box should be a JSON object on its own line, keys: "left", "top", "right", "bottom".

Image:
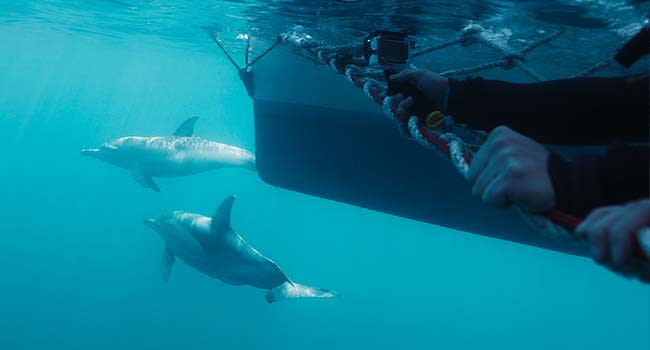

{"left": 548, "top": 145, "right": 650, "bottom": 217}
{"left": 446, "top": 75, "right": 649, "bottom": 145}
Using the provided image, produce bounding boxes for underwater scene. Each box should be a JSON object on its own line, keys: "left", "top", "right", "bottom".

{"left": 0, "top": 1, "right": 649, "bottom": 349}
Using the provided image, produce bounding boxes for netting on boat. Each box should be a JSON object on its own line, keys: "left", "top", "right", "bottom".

{"left": 275, "top": 24, "right": 650, "bottom": 280}
{"left": 281, "top": 24, "right": 618, "bottom": 82}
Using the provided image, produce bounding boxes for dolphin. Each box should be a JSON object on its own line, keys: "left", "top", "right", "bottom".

{"left": 81, "top": 117, "right": 256, "bottom": 191}
{"left": 144, "top": 195, "right": 339, "bottom": 303}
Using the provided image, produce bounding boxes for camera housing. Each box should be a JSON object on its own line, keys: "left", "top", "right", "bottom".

{"left": 363, "top": 31, "right": 410, "bottom": 67}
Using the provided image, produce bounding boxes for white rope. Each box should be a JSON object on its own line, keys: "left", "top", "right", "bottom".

{"left": 514, "top": 60, "right": 546, "bottom": 81}
{"left": 574, "top": 57, "right": 615, "bottom": 77}
{"left": 522, "top": 30, "right": 566, "bottom": 54}
{"left": 441, "top": 59, "right": 511, "bottom": 77}
{"left": 382, "top": 95, "right": 411, "bottom": 138}
{"left": 408, "top": 116, "right": 435, "bottom": 150}
{"left": 441, "top": 134, "right": 471, "bottom": 176}
{"left": 345, "top": 65, "right": 385, "bottom": 81}
{"left": 414, "top": 24, "right": 556, "bottom": 81}
{"left": 411, "top": 37, "right": 464, "bottom": 58}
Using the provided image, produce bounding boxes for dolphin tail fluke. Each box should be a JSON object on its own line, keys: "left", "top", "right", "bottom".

{"left": 264, "top": 282, "right": 339, "bottom": 304}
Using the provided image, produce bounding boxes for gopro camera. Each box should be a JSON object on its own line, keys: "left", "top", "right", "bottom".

{"left": 363, "top": 31, "right": 410, "bottom": 67}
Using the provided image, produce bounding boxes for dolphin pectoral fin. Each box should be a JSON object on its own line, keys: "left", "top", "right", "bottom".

{"left": 146, "top": 177, "right": 161, "bottom": 192}
{"left": 264, "top": 282, "right": 339, "bottom": 304}
{"left": 173, "top": 116, "right": 199, "bottom": 137}
{"left": 161, "top": 244, "right": 175, "bottom": 283}
{"left": 130, "top": 167, "right": 149, "bottom": 189}
{"left": 130, "top": 167, "right": 161, "bottom": 192}
{"left": 211, "top": 195, "right": 236, "bottom": 235}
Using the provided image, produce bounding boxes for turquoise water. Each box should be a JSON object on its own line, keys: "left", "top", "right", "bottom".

{"left": 1, "top": 1, "right": 649, "bottom": 349}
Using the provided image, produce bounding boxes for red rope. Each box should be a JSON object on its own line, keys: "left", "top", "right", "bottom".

{"left": 416, "top": 123, "right": 450, "bottom": 156}
{"left": 543, "top": 210, "right": 582, "bottom": 230}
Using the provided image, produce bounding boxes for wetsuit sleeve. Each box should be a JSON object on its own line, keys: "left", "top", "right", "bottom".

{"left": 547, "top": 144, "right": 650, "bottom": 217}
{"left": 446, "top": 75, "right": 649, "bottom": 145}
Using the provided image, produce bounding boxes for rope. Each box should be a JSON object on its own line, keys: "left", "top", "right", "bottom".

{"left": 415, "top": 24, "right": 558, "bottom": 81}
{"left": 441, "top": 59, "right": 511, "bottom": 77}
{"left": 246, "top": 39, "right": 282, "bottom": 69}
{"left": 205, "top": 30, "right": 282, "bottom": 74}
{"left": 514, "top": 60, "right": 546, "bottom": 82}
{"left": 208, "top": 34, "right": 243, "bottom": 72}
{"left": 278, "top": 27, "right": 650, "bottom": 281}
{"left": 411, "top": 37, "right": 464, "bottom": 59}
{"left": 574, "top": 57, "right": 615, "bottom": 77}
{"left": 245, "top": 36, "right": 251, "bottom": 67}
{"left": 522, "top": 30, "right": 566, "bottom": 54}
{"left": 283, "top": 24, "right": 561, "bottom": 80}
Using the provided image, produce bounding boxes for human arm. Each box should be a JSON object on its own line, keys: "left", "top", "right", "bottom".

{"left": 467, "top": 127, "right": 649, "bottom": 218}
{"left": 447, "top": 74, "right": 649, "bottom": 145}
{"left": 549, "top": 144, "right": 650, "bottom": 217}
{"left": 389, "top": 70, "right": 649, "bottom": 145}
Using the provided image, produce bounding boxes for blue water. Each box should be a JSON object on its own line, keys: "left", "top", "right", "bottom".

{"left": 1, "top": 1, "right": 648, "bottom": 349}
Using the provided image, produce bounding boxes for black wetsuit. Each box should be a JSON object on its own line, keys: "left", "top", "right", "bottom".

{"left": 446, "top": 74, "right": 649, "bottom": 217}
{"left": 448, "top": 74, "right": 648, "bottom": 145}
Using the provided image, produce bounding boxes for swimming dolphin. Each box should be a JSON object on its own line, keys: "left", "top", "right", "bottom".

{"left": 144, "top": 195, "right": 338, "bottom": 303}
{"left": 81, "top": 117, "right": 256, "bottom": 191}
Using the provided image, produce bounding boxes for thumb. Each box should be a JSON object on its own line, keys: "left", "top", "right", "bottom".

{"left": 389, "top": 70, "right": 418, "bottom": 83}
{"left": 639, "top": 228, "right": 650, "bottom": 260}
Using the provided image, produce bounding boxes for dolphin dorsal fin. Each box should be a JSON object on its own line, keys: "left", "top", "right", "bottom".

{"left": 173, "top": 116, "right": 199, "bottom": 137}
{"left": 211, "top": 195, "right": 236, "bottom": 234}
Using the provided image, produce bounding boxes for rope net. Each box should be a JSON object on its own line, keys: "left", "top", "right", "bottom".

{"left": 276, "top": 24, "right": 650, "bottom": 281}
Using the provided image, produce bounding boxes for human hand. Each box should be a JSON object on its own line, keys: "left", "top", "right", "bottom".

{"left": 388, "top": 69, "right": 450, "bottom": 120}
{"left": 467, "top": 126, "right": 555, "bottom": 212}
{"left": 576, "top": 199, "right": 650, "bottom": 280}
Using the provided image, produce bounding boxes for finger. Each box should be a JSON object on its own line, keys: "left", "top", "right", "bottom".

{"left": 467, "top": 139, "right": 494, "bottom": 183}
{"left": 640, "top": 228, "right": 650, "bottom": 259}
{"left": 390, "top": 93, "right": 405, "bottom": 117}
{"left": 481, "top": 175, "right": 511, "bottom": 208}
{"left": 389, "top": 69, "right": 419, "bottom": 83}
{"left": 610, "top": 203, "right": 650, "bottom": 265}
{"left": 396, "top": 96, "right": 414, "bottom": 123}
{"left": 588, "top": 226, "right": 609, "bottom": 264}
{"left": 578, "top": 207, "right": 615, "bottom": 263}
{"left": 471, "top": 156, "right": 501, "bottom": 198}
{"left": 587, "top": 210, "right": 619, "bottom": 264}
{"left": 467, "top": 126, "right": 510, "bottom": 183}
{"left": 609, "top": 205, "right": 636, "bottom": 266}
{"left": 390, "top": 93, "right": 405, "bottom": 112}
{"left": 576, "top": 207, "right": 614, "bottom": 237}
{"left": 391, "top": 93, "right": 405, "bottom": 104}
{"left": 610, "top": 223, "right": 635, "bottom": 266}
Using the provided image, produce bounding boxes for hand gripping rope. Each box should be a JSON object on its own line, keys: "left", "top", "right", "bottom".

{"left": 278, "top": 25, "right": 650, "bottom": 280}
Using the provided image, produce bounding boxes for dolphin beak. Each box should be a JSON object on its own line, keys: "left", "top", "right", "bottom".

{"left": 144, "top": 218, "right": 159, "bottom": 229}
{"left": 80, "top": 148, "right": 100, "bottom": 157}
